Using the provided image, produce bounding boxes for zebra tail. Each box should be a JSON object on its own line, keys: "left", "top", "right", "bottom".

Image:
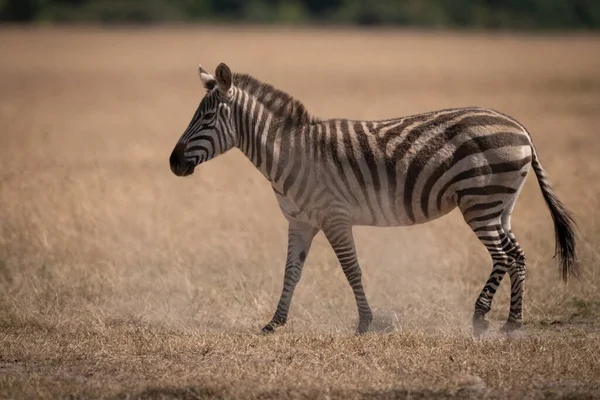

{"left": 531, "top": 145, "right": 579, "bottom": 282}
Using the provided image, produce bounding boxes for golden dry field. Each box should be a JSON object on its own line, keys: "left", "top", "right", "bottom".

{"left": 1, "top": 26, "right": 600, "bottom": 399}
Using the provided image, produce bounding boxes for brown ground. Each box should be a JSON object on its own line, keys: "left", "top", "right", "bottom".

{"left": 1, "top": 26, "right": 600, "bottom": 399}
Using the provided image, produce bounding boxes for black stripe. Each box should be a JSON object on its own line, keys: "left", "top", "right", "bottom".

{"left": 457, "top": 186, "right": 517, "bottom": 206}
{"left": 466, "top": 209, "right": 504, "bottom": 225}
{"left": 238, "top": 91, "right": 249, "bottom": 154}
{"left": 384, "top": 111, "right": 464, "bottom": 222}
{"left": 246, "top": 100, "right": 257, "bottom": 163}
{"left": 282, "top": 126, "right": 301, "bottom": 195}
{"left": 365, "top": 121, "right": 378, "bottom": 130}
{"left": 342, "top": 120, "right": 376, "bottom": 224}
{"left": 253, "top": 107, "right": 268, "bottom": 169}
{"left": 232, "top": 93, "right": 244, "bottom": 149}
{"left": 376, "top": 110, "right": 441, "bottom": 150}
{"left": 298, "top": 126, "right": 325, "bottom": 210}
{"left": 214, "top": 118, "right": 225, "bottom": 154}
{"left": 316, "top": 128, "right": 349, "bottom": 204}
{"left": 295, "top": 129, "right": 315, "bottom": 208}
{"left": 330, "top": 120, "right": 361, "bottom": 206}
{"left": 435, "top": 156, "right": 531, "bottom": 212}
{"left": 264, "top": 118, "right": 281, "bottom": 178}
{"left": 404, "top": 114, "right": 504, "bottom": 221}
{"left": 188, "top": 134, "right": 215, "bottom": 153}
{"left": 250, "top": 102, "right": 264, "bottom": 166}
{"left": 463, "top": 200, "right": 504, "bottom": 215}
{"left": 187, "top": 145, "right": 208, "bottom": 155}
{"left": 248, "top": 98, "right": 258, "bottom": 162}
{"left": 354, "top": 121, "right": 384, "bottom": 220}
{"left": 419, "top": 131, "right": 530, "bottom": 219}
{"left": 474, "top": 225, "right": 502, "bottom": 232}
{"left": 478, "top": 233, "right": 507, "bottom": 242}
{"left": 273, "top": 119, "right": 294, "bottom": 184}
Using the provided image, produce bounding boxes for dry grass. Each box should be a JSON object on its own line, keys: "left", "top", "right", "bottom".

{"left": 1, "top": 26, "right": 600, "bottom": 399}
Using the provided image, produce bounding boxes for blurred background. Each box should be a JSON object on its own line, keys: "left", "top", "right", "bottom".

{"left": 2, "top": 0, "right": 600, "bottom": 29}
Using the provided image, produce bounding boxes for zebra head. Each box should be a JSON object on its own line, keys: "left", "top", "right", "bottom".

{"left": 169, "top": 63, "right": 236, "bottom": 177}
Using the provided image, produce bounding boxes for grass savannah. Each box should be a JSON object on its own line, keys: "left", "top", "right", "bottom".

{"left": 1, "top": 27, "right": 600, "bottom": 398}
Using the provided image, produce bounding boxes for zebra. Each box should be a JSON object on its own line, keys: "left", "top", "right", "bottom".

{"left": 169, "top": 62, "right": 578, "bottom": 336}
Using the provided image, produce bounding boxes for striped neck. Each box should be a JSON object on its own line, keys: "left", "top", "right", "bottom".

{"left": 230, "top": 87, "right": 306, "bottom": 188}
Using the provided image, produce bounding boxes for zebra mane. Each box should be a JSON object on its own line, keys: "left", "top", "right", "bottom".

{"left": 232, "top": 72, "right": 319, "bottom": 125}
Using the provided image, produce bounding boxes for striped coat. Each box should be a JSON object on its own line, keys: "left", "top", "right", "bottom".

{"left": 170, "top": 63, "right": 577, "bottom": 335}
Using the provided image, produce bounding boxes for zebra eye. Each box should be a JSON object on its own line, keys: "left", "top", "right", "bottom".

{"left": 203, "top": 112, "right": 215, "bottom": 119}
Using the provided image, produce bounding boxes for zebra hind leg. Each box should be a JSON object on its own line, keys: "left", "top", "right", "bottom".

{"left": 462, "top": 201, "right": 523, "bottom": 337}
{"left": 500, "top": 202, "right": 527, "bottom": 333}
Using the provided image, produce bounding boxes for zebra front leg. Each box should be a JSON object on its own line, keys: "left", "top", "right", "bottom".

{"left": 323, "top": 222, "right": 373, "bottom": 334}
{"left": 261, "top": 221, "right": 318, "bottom": 334}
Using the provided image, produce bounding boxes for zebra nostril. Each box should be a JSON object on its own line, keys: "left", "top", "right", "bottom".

{"left": 170, "top": 142, "right": 186, "bottom": 163}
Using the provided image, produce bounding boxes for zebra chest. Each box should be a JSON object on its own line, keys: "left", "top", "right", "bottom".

{"left": 273, "top": 191, "right": 316, "bottom": 224}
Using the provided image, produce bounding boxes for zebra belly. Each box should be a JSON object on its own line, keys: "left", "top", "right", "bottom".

{"left": 347, "top": 187, "right": 458, "bottom": 227}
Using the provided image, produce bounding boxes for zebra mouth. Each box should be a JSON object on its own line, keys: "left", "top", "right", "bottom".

{"left": 170, "top": 161, "right": 195, "bottom": 177}
{"left": 179, "top": 163, "right": 195, "bottom": 177}
{"left": 181, "top": 164, "right": 195, "bottom": 176}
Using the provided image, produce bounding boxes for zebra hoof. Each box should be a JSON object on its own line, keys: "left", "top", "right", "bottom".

{"left": 260, "top": 319, "right": 285, "bottom": 334}
{"left": 260, "top": 324, "right": 276, "bottom": 334}
{"left": 472, "top": 315, "right": 490, "bottom": 338}
{"left": 357, "top": 317, "right": 373, "bottom": 335}
{"left": 501, "top": 320, "right": 523, "bottom": 334}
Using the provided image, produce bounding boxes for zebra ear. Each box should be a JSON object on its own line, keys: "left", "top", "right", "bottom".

{"left": 198, "top": 64, "right": 217, "bottom": 91}
{"left": 215, "top": 62, "right": 232, "bottom": 93}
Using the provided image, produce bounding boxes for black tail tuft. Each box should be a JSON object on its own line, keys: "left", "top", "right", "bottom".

{"left": 531, "top": 148, "right": 579, "bottom": 282}
{"left": 543, "top": 187, "right": 579, "bottom": 282}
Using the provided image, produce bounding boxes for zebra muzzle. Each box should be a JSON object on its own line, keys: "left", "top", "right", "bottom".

{"left": 169, "top": 143, "right": 195, "bottom": 177}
